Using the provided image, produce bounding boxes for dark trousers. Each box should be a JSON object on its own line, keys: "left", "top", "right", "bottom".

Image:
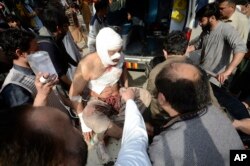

{"left": 211, "top": 83, "right": 250, "bottom": 120}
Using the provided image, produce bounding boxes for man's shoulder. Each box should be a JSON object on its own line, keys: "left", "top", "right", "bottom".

{"left": 233, "top": 10, "right": 248, "bottom": 22}
{"left": 79, "top": 53, "right": 100, "bottom": 70}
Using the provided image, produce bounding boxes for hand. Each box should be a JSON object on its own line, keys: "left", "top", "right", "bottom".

{"left": 232, "top": 120, "right": 241, "bottom": 129}
{"left": 120, "top": 87, "right": 135, "bottom": 102}
{"left": 35, "top": 72, "right": 58, "bottom": 97}
{"left": 83, "top": 131, "right": 94, "bottom": 143}
{"left": 216, "top": 71, "right": 230, "bottom": 84}
{"left": 185, "top": 45, "right": 195, "bottom": 54}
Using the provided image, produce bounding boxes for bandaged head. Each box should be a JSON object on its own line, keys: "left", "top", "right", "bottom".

{"left": 96, "top": 27, "right": 123, "bottom": 67}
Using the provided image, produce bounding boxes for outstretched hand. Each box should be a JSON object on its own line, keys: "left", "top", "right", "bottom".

{"left": 119, "top": 88, "right": 135, "bottom": 102}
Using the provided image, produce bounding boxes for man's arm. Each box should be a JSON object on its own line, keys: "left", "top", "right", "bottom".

{"left": 217, "top": 52, "right": 245, "bottom": 84}
{"left": 116, "top": 88, "right": 151, "bottom": 166}
{"left": 120, "top": 66, "right": 128, "bottom": 87}
{"left": 69, "top": 60, "right": 93, "bottom": 141}
{"left": 69, "top": 61, "right": 89, "bottom": 114}
{"left": 233, "top": 119, "right": 250, "bottom": 135}
{"left": 217, "top": 25, "right": 247, "bottom": 84}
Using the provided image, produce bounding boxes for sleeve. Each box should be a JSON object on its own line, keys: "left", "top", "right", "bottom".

{"left": 88, "top": 19, "right": 99, "bottom": 52}
{"left": 223, "top": 24, "right": 248, "bottom": 55}
{"left": 115, "top": 99, "right": 152, "bottom": 166}
{"left": 193, "top": 33, "right": 204, "bottom": 50}
{"left": 1, "top": 84, "right": 33, "bottom": 107}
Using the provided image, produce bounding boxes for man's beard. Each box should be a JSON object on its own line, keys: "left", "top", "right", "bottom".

{"left": 202, "top": 23, "right": 211, "bottom": 31}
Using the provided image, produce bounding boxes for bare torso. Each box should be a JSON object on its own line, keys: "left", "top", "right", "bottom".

{"left": 70, "top": 52, "right": 120, "bottom": 100}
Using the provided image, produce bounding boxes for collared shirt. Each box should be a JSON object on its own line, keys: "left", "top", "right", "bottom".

{"left": 0, "top": 65, "right": 34, "bottom": 107}
{"left": 88, "top": 14, "right": 107, "bottom": 52}
{"left": 223, "top": 10, "right": 249, "bottom": 43}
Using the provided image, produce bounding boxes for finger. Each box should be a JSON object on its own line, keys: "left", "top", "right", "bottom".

{"left": 84, "top": 133, "right": 90, "bottom": 142}
{"left": 36, "top": 72, "right": 43, "bottom": 81}
{"left": 46, "top": 75, "right": 58, "bottom": 86}
{"left": 119, "top": 87, "right": 127, "bottom": 94}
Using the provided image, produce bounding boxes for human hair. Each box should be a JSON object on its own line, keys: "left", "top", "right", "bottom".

{"left": 147, "top": 31, "right": 188, "bottom": 72}
{"left": 155, "top": 62, "right": 211, "bottom": 114}
{"left": 41, "top": 7, "right": 69, "bottom": 33}
{"left": 5, "top": 14, "right": 20, "bottom": 23}
{"left": 0, "top": 105, "right": 61, "bottom": 166}
{"left": 163, "top": 30, "right": 188, "bottom": 55}
{"left": 216, "top": 0, "right": 236, "bottom": 5}
{"left": 196, "top": 2, "right": 221, "bottom": 20}
{"left": 236, "top": 0, "right": 249, "bottom": 5}
{"left": 0, "top": 105, "right": 87, "bottom": 166}
{"left": 94, "top": 0, "right": 109, "bottom": 13}
{"left": 0, "top": 29, "right": 35, "bottom": 61}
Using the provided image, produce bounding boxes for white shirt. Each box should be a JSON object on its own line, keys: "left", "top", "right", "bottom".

{"left": 115, "top": 99, "right": 152, "bottom": 166}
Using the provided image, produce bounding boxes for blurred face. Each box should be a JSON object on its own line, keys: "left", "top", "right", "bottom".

{"left": 240, "top": 4, "right": 250, "bottom": 16}
{"left": 219, "top": 1, "right": 234, "bottom": 19}
{"left": 21, "top": 39, "right": 39, "bottom": 62}
{"left": 28, "top": 107, "right": 86, "bottom": 166}
{"left": 100, "top": 7, "right": 108, "bottom": 17}
{"left": 8, "top": 21, "right": 18, "bottom": 28}
{"left": 199, "top": 17, "right": 211, "bottom": 31}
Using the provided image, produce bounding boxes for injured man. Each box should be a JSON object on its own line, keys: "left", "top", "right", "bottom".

{"left": 69, "top": 27, "right": 151, "bottom": 163}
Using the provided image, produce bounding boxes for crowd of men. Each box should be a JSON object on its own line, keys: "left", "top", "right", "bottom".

{"left": 0, "top": 0, "right": 250, "bottom": 165}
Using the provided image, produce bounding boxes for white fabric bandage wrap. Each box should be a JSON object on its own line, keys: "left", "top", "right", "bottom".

{"left": 78, "top": 112, "right": 92, "bottom": 132}
{"left": 96, "top": 27, "right": 123, "bottom": 67}
{"left": 69, "top": 95, "right": 83, "bottom": 103}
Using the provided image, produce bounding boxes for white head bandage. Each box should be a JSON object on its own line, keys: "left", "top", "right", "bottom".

{"left": 96, "top": 27, "right": 123, "bottom": 67}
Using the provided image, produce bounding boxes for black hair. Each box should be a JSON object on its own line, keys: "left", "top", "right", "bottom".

{"left": 148, "top": 31, "right": 188, "bottom": 70}
{"left": 196, "top": 2, "right": 221, "bottom": 20}
{"left": 94, "top": 0, "right": 109, "bottom": 13}
{"left": 236, "top": 0, "right": 250, "bottom": 5}
{"left": 216, "top": 0, "right": 236, "bottom": 5}
{"left": 0, "top": 105, "right": 61, "bottom": 165}
{"left": 0, "top": 105, "right": 88, "bottom": 166}
{"left": 163, "top": 30, "right": 188, "bottom": 55}
{"left": 155, "top": 62, "right": 211, "bottom": 114}
{"left": 41, "top": 7, "right": 69, "bottom": 33}
{"left": 0, "top": 29, "right": 35, "bottom": 61}
{"left": 5, "top": 14, "right": 20, "bottom": 23}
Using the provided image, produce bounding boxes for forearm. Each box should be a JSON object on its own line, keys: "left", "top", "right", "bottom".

{"left": 33, "top": 93, "right": 48, "bottom": 106}
{"left": 233, "top": 119, "right": 250, "bottom": 135}
{"left": 121, "top": 68, "right": 128, "bottom": 87}
{"left": 70, "top": 98, "right": 85, "bottom": 114}
{"left": 225, "top": 52, "right": 245, "bottom": 75}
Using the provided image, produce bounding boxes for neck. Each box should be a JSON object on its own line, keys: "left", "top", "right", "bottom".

{"left": 161, "top": 104, "right": 179, "bottom": 117}
{"left": 13, "top": 60, "right": 30, "bottom": 68}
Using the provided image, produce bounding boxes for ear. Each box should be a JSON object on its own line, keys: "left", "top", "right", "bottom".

{"left": 15, "top": 48, "right": 24, "bottom": 57}
{"left": 163, "top": 49, "right": 168, "bottom": 59}
{"left": 157, "top": 92, "right": 166, "bottom": 106}
{"left": 56, "top": 26, "right": 61, "bottom": 33}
